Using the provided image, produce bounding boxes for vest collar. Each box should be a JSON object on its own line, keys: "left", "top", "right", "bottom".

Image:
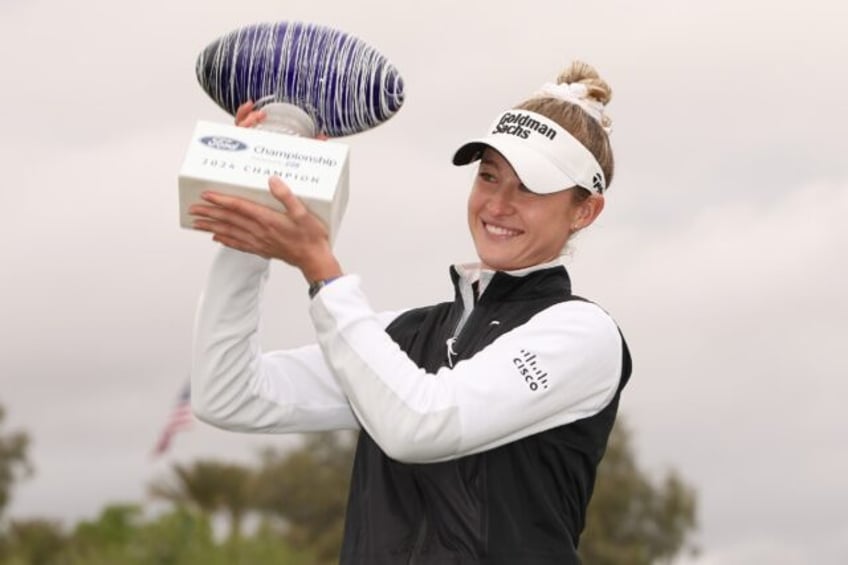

{"left": 449, "top": 259, "right": 572, "bottom": 312}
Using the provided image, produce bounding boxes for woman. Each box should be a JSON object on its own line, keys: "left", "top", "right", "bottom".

{"left": 190, "top": 61, "right": 632, "bottom": 564}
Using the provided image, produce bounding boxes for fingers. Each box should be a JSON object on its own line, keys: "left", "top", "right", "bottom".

{"left": 235, "top": 101, "right": 255, "bottom": 124}
{"left": 190, "top": 185, "right": 334, "bottom": 273}
{"left": 211, "top": 233, "right": 269, "bottom": 259}
{"left": 234, "top": 100, "right": 266, "bottom": 128}
{"left": 191, "top": 207, "right": 267, "bottom": 258}
{"left": 192, "top": 217, "right": 269, "bottom": 259}
{"left": 239, "top": 110, "right": 266, "bottom": 128}
{"left": 268, "top": 177, "right": 308, "bottom": 219}
{"left": 192, "top": 193, "right": 277, "bottom": 232}
{"left": 191, "top": 213, "right": 258, "bottom": 248}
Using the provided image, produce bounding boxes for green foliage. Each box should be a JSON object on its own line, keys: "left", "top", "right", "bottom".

{"left": 149, "top": 460, "right": 256, "bottom": 542}
{"left": 579, "top": 421, "right": 698, "bottom": 565}
{"left": 72, "top": 503, "right": 142, "bottom": 552}
{"left": 1, "top": 519, "right": 67, "bottom": 565}
{"left": 0, "top": 405, "right": 33, "bottom": 518}
{"left": 224, "top": 519, "right": 315, "bottom": 565}
{"left": 2, "top": 505, "right": 312, "bottom": 565}
{"left": 0, "top": 405, "right": 696, "bottom": 565}
{"left": 253, "top": 431, "right": 356, "bottom": 565}
{"left": 128, "top": 506, "right": 217, "bottom": 565}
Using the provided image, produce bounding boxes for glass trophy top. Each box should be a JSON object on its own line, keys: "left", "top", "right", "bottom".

{"left": 196, "top": 21, "right": 406, "bottom": 138}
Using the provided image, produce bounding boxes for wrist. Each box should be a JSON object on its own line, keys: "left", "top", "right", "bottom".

{"left": 300, "top": 249, "right": 342, "bottom": 284}
{"left": 307, "top": 276, "right": 342, "bottom": 299}
{"left": 302, "top": 255, "right": 343, "bottom": 299}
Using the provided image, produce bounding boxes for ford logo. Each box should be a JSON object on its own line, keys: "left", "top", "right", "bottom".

{"left": 200, "top": 136, "right": 248, "bottom": 151}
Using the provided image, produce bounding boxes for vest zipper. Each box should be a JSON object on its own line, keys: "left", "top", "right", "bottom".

{"left": 445, "top": 337, "right": 458, "bottom": 368}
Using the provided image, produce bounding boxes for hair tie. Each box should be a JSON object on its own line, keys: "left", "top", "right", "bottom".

{"left": 535, "top": 82, "right": 611, "bottom": 134}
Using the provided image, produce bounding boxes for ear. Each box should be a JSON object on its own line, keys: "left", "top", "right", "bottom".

{"left": 570, "top": 195, "right": 605, "bottom": 232}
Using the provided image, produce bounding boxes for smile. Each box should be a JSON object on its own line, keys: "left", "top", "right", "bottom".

{"left": 484, "top": 221, "right": 522, "bottom": 237}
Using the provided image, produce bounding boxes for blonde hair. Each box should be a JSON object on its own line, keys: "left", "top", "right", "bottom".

{"left": 516, "top": 61, "right": 615, "bottom": 195}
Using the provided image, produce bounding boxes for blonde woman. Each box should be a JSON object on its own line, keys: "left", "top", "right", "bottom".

{"left": 190, "top": 61, "right": 631, "bottom": 564}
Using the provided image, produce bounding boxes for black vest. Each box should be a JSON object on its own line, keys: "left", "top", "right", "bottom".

{"left": 340, "top": 266, "right": 632, "bottom": 565}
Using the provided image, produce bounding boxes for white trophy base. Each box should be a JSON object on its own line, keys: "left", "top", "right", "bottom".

{"left": 178, "top": 120, "right": 349, "bottom": 243}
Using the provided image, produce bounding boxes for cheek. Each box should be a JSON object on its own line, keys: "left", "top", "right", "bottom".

{"left": 528, "top": 198, "right": 571, "bottom": 241}
{"left": 466, "top": 194, "right": 477, "bottom": 234}
{"left": 467, "top": 186, "right": 483, "bottom": 219}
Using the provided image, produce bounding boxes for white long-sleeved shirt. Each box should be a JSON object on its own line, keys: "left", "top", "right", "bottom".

{"left": 191, "top": 247, "right": 623, "bottom": 463}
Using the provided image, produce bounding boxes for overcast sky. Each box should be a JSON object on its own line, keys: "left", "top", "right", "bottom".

{"left": 1, "top": 1, "right": 846, "bottom": 563}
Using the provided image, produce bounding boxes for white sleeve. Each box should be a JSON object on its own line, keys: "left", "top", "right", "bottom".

{"left": 310, "top": 275, "right": 624, "bottom": 463}
{"left": 190, "top": 246, "right": 400, "bottom": 434}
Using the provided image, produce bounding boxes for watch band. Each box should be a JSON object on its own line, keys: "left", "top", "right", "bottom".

{"left": 308, "top": 276, "right": 340, "bottom": 299}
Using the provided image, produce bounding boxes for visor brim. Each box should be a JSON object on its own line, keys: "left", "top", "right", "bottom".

{"left": 452, "top": 137, "right": 580, "bottom": 195}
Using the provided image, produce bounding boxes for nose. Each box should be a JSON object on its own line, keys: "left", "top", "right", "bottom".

{"left": 485, "top": 186, "right": 516, "bottom": 216}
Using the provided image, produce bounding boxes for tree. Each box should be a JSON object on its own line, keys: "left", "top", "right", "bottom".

{"left": 71, "top": 504, "right": 143, "bottom": 555}
{"left": 253, "top": 431, "right": 356, "bottom": 565}
{"left": 579, "top": 420, "right": 698, "bottom": 564}
{"left": 68, "top": 504, "right": 218, "bottom": 565}
{"left": 140, "top": 423, "right": 694, "bottom": 563}
{"left": 0, "top": 405, "right": 33, "bottom": 519}
{"left": 250, "top": 425, "right": 696, "bottom": 564}
{"left": 64, "top": 503, "right": 310, "bottom": 564}
{"left": 0, "top": 519, "right": 66, "bottom": 565}
{"left": 149, "top": 460, "right": 256, "bottom": 543}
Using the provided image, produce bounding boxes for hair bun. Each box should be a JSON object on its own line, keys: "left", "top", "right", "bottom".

{"left": 556, "top": 61, "right": 612, "bottom": 107}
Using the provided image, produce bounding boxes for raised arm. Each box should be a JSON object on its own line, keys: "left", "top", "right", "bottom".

{"left": 309, "top": 276, "right": 624, "bottom": 463}
{"left": 189, "top": 174, "right": 622, "bottom": 461}
{"left": 191, "top": 246, "right": 360, "bottom": 433}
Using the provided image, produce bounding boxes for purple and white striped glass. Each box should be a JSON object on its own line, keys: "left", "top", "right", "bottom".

{"left": 196, "top": 22, "right": 405, "bottom": 137}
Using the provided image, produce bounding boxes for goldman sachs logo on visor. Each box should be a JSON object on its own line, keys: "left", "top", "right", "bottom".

{"left": 492, "top": 112, "right": 557, "bottom": 141}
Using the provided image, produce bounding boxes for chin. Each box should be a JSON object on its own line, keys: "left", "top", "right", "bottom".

{"left": 478, "top": 253, "right": 524, "bottom": 272}
{"left": 472, "top": 235, "right": 533, "bottom": 271}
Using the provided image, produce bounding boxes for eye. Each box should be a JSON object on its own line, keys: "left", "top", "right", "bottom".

{"left": 477, "top": 163, "right": 498, "bottom": 183}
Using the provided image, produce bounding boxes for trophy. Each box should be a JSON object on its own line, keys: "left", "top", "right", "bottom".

{"left": 178, "top": 21, "right": 405, "bottom": 242}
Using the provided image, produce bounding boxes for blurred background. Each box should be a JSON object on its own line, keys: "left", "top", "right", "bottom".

{"left": 1, "top": 0, "right": 846, "bottom": 563}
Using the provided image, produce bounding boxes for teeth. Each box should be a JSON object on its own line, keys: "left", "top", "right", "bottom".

{"left": 485, "top": 222, "right": 521, "bottom": 237}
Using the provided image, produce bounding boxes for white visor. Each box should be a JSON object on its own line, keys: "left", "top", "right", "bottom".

{"left": 452, "top": 109, "right": 606, "bottom": 194}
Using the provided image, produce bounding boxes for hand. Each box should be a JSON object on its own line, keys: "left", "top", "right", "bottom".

{"left": 234, "top": 99, "right": 330, "bottom": 139}
{"left": 235, "top": 100, "right": 266, "bottom": 128}
{"left": 189, "top": 177, "right": 342, "bottom": 282}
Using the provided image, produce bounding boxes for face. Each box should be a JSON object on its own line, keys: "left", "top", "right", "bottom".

{"left": 467, "top": 148, "right": 601, "bottom": 271}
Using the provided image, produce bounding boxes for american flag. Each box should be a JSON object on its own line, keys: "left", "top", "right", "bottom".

{"left": 152, "top": 384, "right": 192, "bottom": 456}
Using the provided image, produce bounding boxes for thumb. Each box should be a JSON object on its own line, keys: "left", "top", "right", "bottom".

{"left": 268, "top": 176, "right": 307, "bottom": 217}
